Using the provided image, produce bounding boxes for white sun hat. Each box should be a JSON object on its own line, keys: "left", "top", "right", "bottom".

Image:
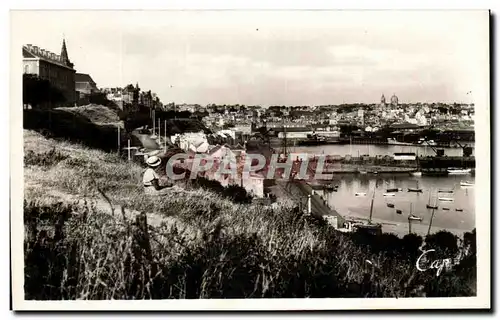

{"left": 146, "top": 156, "right": 162, "bottom": 167}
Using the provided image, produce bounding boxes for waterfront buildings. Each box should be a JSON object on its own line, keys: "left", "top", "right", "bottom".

{"left": 23, "top": 39, "right": 76, "bottom": 106}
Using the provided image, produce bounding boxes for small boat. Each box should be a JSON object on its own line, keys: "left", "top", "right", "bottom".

{"left": 442, "top": 207, "right": 450, "bottom": 211}
{"left": 387, "top": 203, "right": 395, "bottom": 208}
{"left": 355, "top": 192, "right": 367, "bottom": 197}
{"left": 438, "top": 189, "right": 454, "bottom": 193}
{"left": 426, "top": 188, "right": 438, "bottom": 209}
{"left": 411, "top": 171, "right": 422, "bottom": 176}
{"left": 460, "top": 181, "right": 474, "bottom": 187}
{"left": 396, "top": 209, "right": 402, "bottom": 214}
{"left": 388, "top": 138, "right": 415, "bottom": 146}
{"left": 439, "top": 197, "right": 454, "bottom": 202}
{"left": 383, "top": 193, "right": 396, "bottom": 197}
{"left": 358, "top": 170, "right": 368, "bottom": 175}
{"left": 447, "top": 168, "right": 472, "bottom": 175}
{"left": 456, "top": 208, "right": 464, "bottom": 212}
{"left": 386, "top": 188, "right": 402, "bottom": 193}
{"left": 408, "top": 214, "right": 423, "bottom": 221}
{"left": 408, "top": 181, "right": 422, "bottom": 193}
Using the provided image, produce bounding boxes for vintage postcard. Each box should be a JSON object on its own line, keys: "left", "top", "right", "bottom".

{"left": 10, "top": 10, "right": 490, "bottom": 310}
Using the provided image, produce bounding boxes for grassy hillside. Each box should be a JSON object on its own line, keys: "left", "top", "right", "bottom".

{"left": 56, "top": 104, "right": 121, "bottom": 125}
{"left": 23, "top": 130, "right": 476, "bottom": 299}
{"left": 24, "top": 108, "right": 121, "bottom": 152}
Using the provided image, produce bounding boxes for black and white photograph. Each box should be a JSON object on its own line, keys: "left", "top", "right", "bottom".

{"left": 10, "top": 9, "right": 490, "bottom": 310}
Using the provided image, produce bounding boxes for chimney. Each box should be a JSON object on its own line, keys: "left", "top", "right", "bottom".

{"left": 26, "top": 44, "right": 32, "bottom": 51}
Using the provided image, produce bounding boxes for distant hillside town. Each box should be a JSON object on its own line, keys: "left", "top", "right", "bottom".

{"left": 22, "top": 39, "right": 475, "bottom": 147}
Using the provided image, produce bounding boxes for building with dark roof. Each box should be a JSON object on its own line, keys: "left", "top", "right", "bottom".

{"left": 75, "top": 73, "right": 98, "bottom": 96}
{"left": 23, "top": 39, "right": 76, "bottom": 106}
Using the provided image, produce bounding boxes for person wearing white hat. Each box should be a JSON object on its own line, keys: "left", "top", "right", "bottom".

{"left": 143, "top": 155, "right": 172, "bottom": 195}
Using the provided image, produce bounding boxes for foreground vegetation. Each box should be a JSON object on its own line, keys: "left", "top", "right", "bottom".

{"left": 23, "top": 130, "right": 477, "bottom": 299}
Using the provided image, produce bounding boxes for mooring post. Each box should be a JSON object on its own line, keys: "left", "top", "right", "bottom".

{"left": 164, "top": 120, "right": 167, "bottom": 151}
{"left": 127, "top": 139, "right": 131, "bottom": 161}
{"left": 307, "top": 194, "right": 312, "bottom": 214}
{"left": 117, "top": 125, "right": 120, "bottom": 155}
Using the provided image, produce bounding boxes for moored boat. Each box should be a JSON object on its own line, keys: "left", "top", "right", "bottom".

{"left": 460, "top": 181, "right": 474, "bottom": 187}
{"left": 387, "top": 203, "right": 395, "bottom": 208}
{"left": 396, "top": 209, "right": 402, "bottom": 214}
{"left": 411, "top": 171, "right": 422, "bottom": 176}
{"left": 408, "top": 188, "right": 423, "bottom": 193}
{"left": 442, "top": 207, "right": 450, "bottom": 211}
{"left": 456, "top": 208, "right": 464, "bottom": 212}
{"left": 426, "top": 188, "right": 438, "bottom": 209}
{"left": 386, "top": 188, "right": 402, "bottom": 193}
{"left": 408, "top": 214, "right": 423, "bottom": 221}
{"left": 438, "top": 189, "right": 454, "bottom": 193}
{"left": 387, "top": 138, "right": 415, "bottom": 146}
{"left": 355, "top": 192, "right": 367, "bottom": 197}
{"left": 383, "top": 193, "right": 396, "bottom": 197}
{"left": 447, "top": 168, "right": 472, "bottom": 175}
{"left": 439, "top": 197, "right": 454, "bottom": 202}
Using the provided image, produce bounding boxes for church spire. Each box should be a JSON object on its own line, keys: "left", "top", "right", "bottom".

{"left": 60, "top": 38, "right": 72, "bottom": 67}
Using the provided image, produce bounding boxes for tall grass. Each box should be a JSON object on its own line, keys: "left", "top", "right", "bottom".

{"left": 24, "top": 199, "right": 476, "bottom": 299}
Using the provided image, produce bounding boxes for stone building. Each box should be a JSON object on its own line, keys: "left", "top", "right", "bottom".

{"left": 23, "top": 39, "right": 76, "bottom": 106}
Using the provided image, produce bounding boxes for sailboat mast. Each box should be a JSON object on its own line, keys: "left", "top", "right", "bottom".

{"left": 427, "top": 195, "right": 437, "bottom": 236}
{"left": 368, "top": 190, "right": 375, "bottom": 223}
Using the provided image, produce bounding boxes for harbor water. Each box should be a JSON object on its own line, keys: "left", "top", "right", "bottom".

{"left": 315, "top": 174, "right": 475, "bottom": 234}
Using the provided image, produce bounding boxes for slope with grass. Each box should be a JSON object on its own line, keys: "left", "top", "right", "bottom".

{"left": 22, "top": 129, "right": 477, "bottom": 299}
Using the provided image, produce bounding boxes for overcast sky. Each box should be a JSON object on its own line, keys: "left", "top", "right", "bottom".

{"left": 12, "top": 10, "right": 488, "bottom": 106}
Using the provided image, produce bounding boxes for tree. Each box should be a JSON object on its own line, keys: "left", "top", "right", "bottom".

{"left": 23, "top": 74, "right": 66, "bottom": 109}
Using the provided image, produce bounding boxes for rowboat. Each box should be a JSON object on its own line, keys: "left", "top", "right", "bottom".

{"left": 387, "top": 203, "right": 395, "bottom": 208}
{"left": 386, "top": 188, "right": 402, "bottom": 193}
{"left": 383, "top": 193, "right": 396, "bottom": 197}
{"left": 426, "top": 204, "right": 439, "bottom": 209}
{"left": 439, "top": 197, "right": 454, "bottom": 202}
{"left": 408, "top": 188, "right": 423, "bottom": 193}
{"left": 408, "top": 214, "right": 423, "bottom": 221}
{"left": 460, "top": 181, "right": 474, "bottom": 187}
{"left": 355, "top": 192, "right": 367, "bottom": 197}
{"left": 396, "top": 209, "right": 402, "bottom": 214}
{"left": 442, "top": 207, "right": 450, "bottom": 211}
{"left": 456, "top": 208, "right": 464, "bottom": 212}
